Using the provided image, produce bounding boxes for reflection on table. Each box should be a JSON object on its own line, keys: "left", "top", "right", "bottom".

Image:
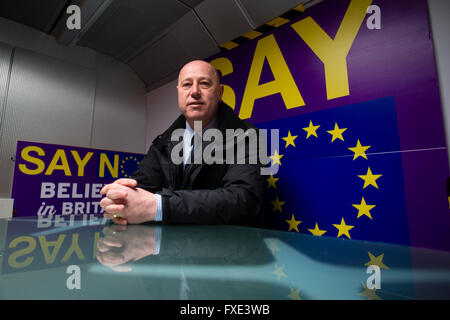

{"left": 1, "top": 214, "right": 450, "bottom": 300}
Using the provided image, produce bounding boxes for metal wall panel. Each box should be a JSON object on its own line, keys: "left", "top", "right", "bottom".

{"left": 0, "top": 42, "right": 12, "bottom": 144}
{"left": 91, "top": 57, "right": 147, "bottom": 154}
{"left": 0, "top": 47, "right": 96, "bottom": 198}
{"left": 0, "top": 42, "right": 13, "bottom": 199}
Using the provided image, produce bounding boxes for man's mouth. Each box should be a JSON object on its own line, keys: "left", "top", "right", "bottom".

{"left": 188, "top": 102, "right": 204, "bottom": 107}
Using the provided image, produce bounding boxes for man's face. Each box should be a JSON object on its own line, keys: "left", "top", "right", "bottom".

{"left": 177, "top": 61, "right": 223, "bottom": 128}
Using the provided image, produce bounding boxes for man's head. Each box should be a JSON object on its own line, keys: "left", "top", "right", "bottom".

{"left": 177, "top": 60, "right": 223, "bottom": 129}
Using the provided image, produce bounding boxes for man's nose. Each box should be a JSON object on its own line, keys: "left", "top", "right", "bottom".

{"left": 190, "top": 82, "right": 201, "bottom": 97}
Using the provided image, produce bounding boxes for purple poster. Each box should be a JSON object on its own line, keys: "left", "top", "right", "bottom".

{"left": 11, "top": 140, "right": 145, "bottom": 218}
{"left": 207, "top": 0, "right": 449, "bottom": 251}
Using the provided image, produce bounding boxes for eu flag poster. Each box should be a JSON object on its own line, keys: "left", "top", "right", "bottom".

{"left": 259, "top": 97, "right": 410, "bottom": 246}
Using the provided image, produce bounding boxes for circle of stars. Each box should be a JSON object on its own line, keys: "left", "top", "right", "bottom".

{"left": 120, "top": 156, "right": 141, "bottom": 178}
{"left": 267, "top": 120, "right": 383, "bottom": 239}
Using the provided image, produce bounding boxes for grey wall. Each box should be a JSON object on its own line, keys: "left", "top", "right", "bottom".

{"left": 428, "top": 0, "right": 450, "bottom": 161}
{"left": 0, "top": 17, "right": 147, "bottom": 198}
{"left": 145, "top": 78, "right": 179, "bottom": 149}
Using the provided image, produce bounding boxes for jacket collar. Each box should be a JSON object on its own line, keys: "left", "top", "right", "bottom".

{"left": 152, "top": 102, "right": 243, "bottom": 151}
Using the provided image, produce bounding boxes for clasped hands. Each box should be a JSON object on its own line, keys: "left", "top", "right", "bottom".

{"left": 100, "top": 178, "right": 156, "bottom": 225}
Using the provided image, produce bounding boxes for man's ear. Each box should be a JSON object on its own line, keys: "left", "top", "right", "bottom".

{"left": 218, "top": 84, "right": 224, "bottom": 100}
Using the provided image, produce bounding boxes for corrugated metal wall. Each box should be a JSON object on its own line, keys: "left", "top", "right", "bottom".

{"left": 0, "top": 21, "right": 147, "bottom": 199}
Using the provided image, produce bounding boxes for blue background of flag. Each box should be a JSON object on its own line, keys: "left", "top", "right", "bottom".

{"left": 257, "top": 97, "right": 410, "bottom": 246}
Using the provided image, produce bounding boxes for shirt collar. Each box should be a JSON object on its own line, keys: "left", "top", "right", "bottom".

{"left": 185, "top": 116, "right": 218, "bottom": 135}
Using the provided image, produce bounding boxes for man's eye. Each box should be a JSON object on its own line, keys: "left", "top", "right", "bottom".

{"left": 182, "top": 83, "right": 191, "bottom": 88}
{"left": 200, "top": 82, "right": 210, "bottom": 88}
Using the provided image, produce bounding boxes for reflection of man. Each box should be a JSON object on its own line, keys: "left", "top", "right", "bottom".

{"left": 96, "top": 223, "right": 271, "bottom": 272}
{"left": 100, "top": 60, "right": 265, "bottom": 226}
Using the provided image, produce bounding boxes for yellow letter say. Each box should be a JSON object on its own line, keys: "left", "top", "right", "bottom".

{"left": 45, "top": 149, "right": 72, "bottom": 176}
{"left": 239, "top": 34, "right": 305, "bottom": 120}
{"left": 18, "top": 146, "right": 45, "bottom": 175}
{"left": 71, "top": 151, "right": 93, "bottom": 177}
{"left": 291, "top": 0, "right": 372, "bottom": 100}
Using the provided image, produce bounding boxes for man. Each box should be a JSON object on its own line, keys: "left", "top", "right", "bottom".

{"left": 100, "top": 60, "right": 266, "bottom": 226}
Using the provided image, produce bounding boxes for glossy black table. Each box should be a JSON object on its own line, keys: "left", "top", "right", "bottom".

{"left": 1, "top": 214, "right": 450, "bottom": 300}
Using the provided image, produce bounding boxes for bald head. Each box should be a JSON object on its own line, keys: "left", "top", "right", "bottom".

{"left": 177, "top": 60, "right": 224, "bottom": 129}
{"left": 178, "top": 60, "right": 220, "bottom": 83}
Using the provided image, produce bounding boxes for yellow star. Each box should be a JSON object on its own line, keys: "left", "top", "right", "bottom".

{"left": 333, "top": 217, "right": 355, "bottom": 239}
{"left": 358, "top": 167, "right": 382, "bottom": 189}
{"left": 285, "top": 214, "right": 302, "bottom": 232}
{"left": 303, "top": 120, "right": 320, "bottom": 139}
{"left": 308, "top": 223, "right": 327, "bottom": 236}
{"left": 282, "top": 131, "right": 298, "bottom": 148}
{"left": 327, "top": 123, "right": 347, "bottom": 142}
{"left": 272, "top": 264, "right": 287, "bottom": 281}
{"left": 269, "top": 150, "right": 284, "bottom": 166}
{"left": 359, "top": 282, "right": 381, "bottom": 300}
{"left": 271, "top": 195, "right": 285, "bottom": 213}
{"left": 352, "top": 197, "right": 376, "bottom": 219}
{"left": 266, "top": 174, "right": 279, "bottom": 189}
{"left": 365, "top": 252, "right": 390, "bottom": 270}
{"left": 287, "top": 287, "right": 302, "bottom": 300}
{"left": 348, "top": 140, "right": 371, "bottom": 160}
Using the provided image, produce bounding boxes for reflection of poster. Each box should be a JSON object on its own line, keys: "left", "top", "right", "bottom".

{"left": 11, "top": 140, "right": 145, "bottom": 217}
{"left": 207, "top": 0, "right": 449, "bottom": 251}
{"left": 1, "top": 214, "right": 107, "bottom": 274}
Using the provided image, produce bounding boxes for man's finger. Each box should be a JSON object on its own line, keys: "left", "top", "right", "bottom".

{"left": 104, "top": 204, "right": 125, "bottom": 214}
{"left": 115, "top": 178, "right": 138, "bottom": 187}
{"left": 100, "top": 183, "right": 112, "bottom": 195}
{"left": 106, "top": 189, "right": 128, "bottom": 201}
{"left": 113, "top": 217, "right": 128, "bottom": 226}
{"left": 103, "top": 212, "right": 115, "bottom": 220}
{"left": 101, "top": 182, "right": 131, "bottom": 196}
{"left": 100, "top": 197, "right": 125, "bottom": 208}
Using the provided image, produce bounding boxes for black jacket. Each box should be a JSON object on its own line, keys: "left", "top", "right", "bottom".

{"left": 131, "top": 102, "right": 266, "bottom": 226}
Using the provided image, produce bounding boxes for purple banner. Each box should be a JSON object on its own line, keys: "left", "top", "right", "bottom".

{"left": 11, "top": 140, "right": 145, "bottom": 217}
{"left": 207, "top": 0, "right": 450, "bottom": 251}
